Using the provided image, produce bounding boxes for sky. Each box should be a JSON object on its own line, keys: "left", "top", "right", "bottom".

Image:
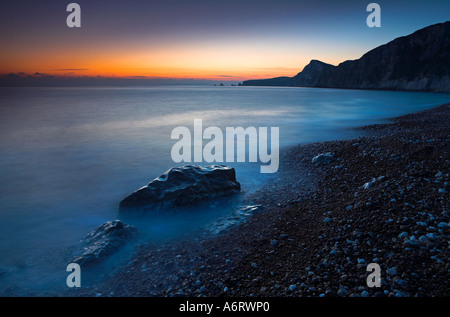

{"left": 0, "top": 0, "right": 449, "bottom": 83}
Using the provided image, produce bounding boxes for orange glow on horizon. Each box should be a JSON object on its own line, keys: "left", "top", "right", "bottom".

{"left": 0, "top": 68, "right": 304, "bottom": 82}
{"left": 0, "top": 38, "right": 344, "bottom": 81}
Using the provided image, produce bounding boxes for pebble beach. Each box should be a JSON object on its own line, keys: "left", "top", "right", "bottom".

{"left": 75, "top": 103, "right": 449, "bottom": 297}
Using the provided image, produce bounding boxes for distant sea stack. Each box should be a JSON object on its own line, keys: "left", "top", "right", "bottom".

{"left": 243, "top": 22, "right": 450, "bottom": 92}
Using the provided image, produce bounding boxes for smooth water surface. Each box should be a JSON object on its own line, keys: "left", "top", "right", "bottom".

{"left": 0, "top": 86, "right": 448, "bottom": 293}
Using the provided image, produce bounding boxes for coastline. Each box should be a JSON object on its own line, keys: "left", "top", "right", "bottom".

{"left": 75, "top": 103, "right": 449, "bottom": 297}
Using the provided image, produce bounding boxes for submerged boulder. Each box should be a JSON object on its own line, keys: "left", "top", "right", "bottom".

{"left": 71, "top": 220, "right": 137, "bottom": 266}
{"left": 119, "top": 165, "right": 241, "bottom": 212}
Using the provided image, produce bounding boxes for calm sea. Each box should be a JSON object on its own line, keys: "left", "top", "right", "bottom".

{"left": 0, "top": 86, "right": 448, "bottom": 294}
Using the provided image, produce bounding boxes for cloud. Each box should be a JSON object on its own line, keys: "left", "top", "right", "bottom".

{"left": 32, "top": 72, "right": 55, "bottom": 78}
{"left": 217, "top": 75, "right": 238, "bottom": 78}
{"left": 54, "top": 68, "right": 89, "bottom": 71}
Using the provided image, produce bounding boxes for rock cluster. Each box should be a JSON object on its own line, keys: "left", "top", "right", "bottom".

{"left": 71, "top": 165, "right": 241, "bottom": 267}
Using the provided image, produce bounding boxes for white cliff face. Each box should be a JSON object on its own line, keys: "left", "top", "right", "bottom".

{"left": 315, "top": 22, "right": 450, "bottom": 92}
{"left": 244, "top": 22, "right": 450, "bottom": 93}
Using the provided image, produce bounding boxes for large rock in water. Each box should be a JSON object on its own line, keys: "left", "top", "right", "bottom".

{"left": 71, "top": 220, "right": 137, "bottom": 266}
{"left": 119, "top": 165, "right": 241, "bottom": 212}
